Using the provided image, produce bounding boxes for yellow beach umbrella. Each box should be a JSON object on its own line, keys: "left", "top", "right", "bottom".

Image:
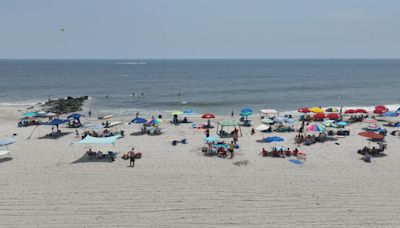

{"left": 310, "top": 107, "right": 324, "bottom": 113}
{"left": 171, "top": 111, "right": 184, "bottom": 116}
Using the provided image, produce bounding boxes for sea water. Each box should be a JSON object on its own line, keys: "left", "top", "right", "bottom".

{"left": 0, "top": 59, "right": 399, "bottom": 115}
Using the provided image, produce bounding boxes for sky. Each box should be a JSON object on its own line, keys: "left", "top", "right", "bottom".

{"left": 1, "top": 0, "right": 399, "bottom": 59}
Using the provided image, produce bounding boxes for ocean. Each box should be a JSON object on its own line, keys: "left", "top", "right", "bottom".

{"left": 0, "top": 59, "right": 399, "bottom": 115}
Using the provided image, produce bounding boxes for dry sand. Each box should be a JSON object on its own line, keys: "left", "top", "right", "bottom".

{"left": 1, "top": 105, "right": 400, "bottom": 227}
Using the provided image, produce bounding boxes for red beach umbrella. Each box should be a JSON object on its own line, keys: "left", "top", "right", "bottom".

{"left": 358, "top": 131, "right": 384, "bottom": 140}
{"left": 373, "top": 109, "right": 386, "bottom": 114}
{"left": 201, "top": 113, "right": 215, "bottom": 119}
{"left": 345, "top": 109, "right": 356, "bottom": 114}
{"left": 327, "top": 113, "right": 340, "bottom": 120}
{"left": 355, "top": 109, "right": 368, "bottom": 113}
{"left": 298, "top": 107, "right": 310, "bottom": 113}
{"left": 313, "top": 113, "right": 326, "bottom": 119}
{"left": 375, "top": 105, "right": 387, "bottom": 110}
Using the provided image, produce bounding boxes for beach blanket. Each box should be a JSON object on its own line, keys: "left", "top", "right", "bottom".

{"left": 289, "top": 159, "right": 304, "bottom": 165}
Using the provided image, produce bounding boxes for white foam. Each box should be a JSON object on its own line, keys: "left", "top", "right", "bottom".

{"left": 116, "top": 62, "right": 146, "bottom": 65}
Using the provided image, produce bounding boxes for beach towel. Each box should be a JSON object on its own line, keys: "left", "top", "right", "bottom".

{"left": 289, "top": 159, "right": 304, "bottom": 165}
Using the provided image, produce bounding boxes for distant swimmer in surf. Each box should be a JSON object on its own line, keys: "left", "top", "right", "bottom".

{"left": 141, "top": 92, "right": 144, "bottom": 97}
{"left": 106, "top": 95, "right": 109, "bottom": 98}
{"left": 132, "top": 92, "right": 135, "bottom": 97}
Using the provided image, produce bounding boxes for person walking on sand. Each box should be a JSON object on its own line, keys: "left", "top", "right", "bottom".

{"left": 128, "top": 148, "right": 136, "bottom": 167}
{"left": 88, "top": 110, "right": 92, "bottom": 118}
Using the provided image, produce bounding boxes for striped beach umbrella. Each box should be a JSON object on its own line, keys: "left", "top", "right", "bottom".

{"left": 306, "top": 124, "right": 326, "bottom": 132}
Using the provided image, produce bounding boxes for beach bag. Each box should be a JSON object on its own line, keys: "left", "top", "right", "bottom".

{"left": 134, "top": 153, "right": 142, "bottom": 159}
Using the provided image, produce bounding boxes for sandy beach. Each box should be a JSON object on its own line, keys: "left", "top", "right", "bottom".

{"left": 1, "top": 104, "right": 400, "bottom": 227}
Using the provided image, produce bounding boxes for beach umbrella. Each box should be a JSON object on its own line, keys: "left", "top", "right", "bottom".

{"left": 130, "top": 117, "right": 147, "bottom": 124}
{"left": 325, "top": 107, "right": 338, "bottom": 112}
{"left": 264, "top": 136, "right": 284, "bottom": 143}
{"left": 240, "top": 111, "right": 252, "bottom": 116}
{"left": 23, "top": 111, "right": 37, "bottom": 117}
{"left": 396, "top": 107, "right": 400, "bottom": 114}
{"left": 256, "top": 124, "right": 270, "bottom": 131}
{"left": 171, "top": 110, "right": 184, "bottom": 116}
{"left": 241, "top": 108, "right": 253, "bottom": 113}
{"left": 382, "top": 111, "right": 398, "bottom": 117}
{"left": 202, "top": 113, "right": 215, "bottom": 119}
{"left": 273, "top": 116, "right": 285, "bottom": 123}
{"left": 306, "top": 124, "right": 326, "bottom": 132}
{"left": 68, "top": 113, "right": 83, "bottom": 119}
{"left": 365, "top": 124, "right": 380, "bottom": 132}
{"left": 183, "top": 109, "right": 194, "bottom": 115}
{"left": 327, "top": 113, "right": 340, "bottom": 120}
{"left": 285, "top": 118, "right": 296, "bottom": 124}
{"left": 358, "top": 131, "right": 384, "bottom": 140}
{"left": 0, "top": 138, "right": 16, "bottom": 147}
{"left": 355, "top": 109, "right": 368, "bottom": 113}
{"left": 147, "top": 118, "right": 163, "bottom": 125}
{"left": 323, "top": 120, "right": 337, "bottom": 128}
{"left": 375, "top": 105, "right": 387, "bottom": 111}
{"left": 298, "top": 107, "right": 310, "bottom": 113}
{"left": 336, "top": 121, "right": 349, "bottom": 127}
{"left": 261, "top": 118, "right": 274, "bottom": 124}
{"left": 363, "top": 118, "right": 377, "bottom": 123}
{"left": 310, "top": 107, "right": 324, "bottom": 113}
{"left": 45, "top": 112, "right": 57, "bottom": 117}
{"left": 345, "top": 109, "right": 356, "bottom": 114}
{"left": 44, "top": 119, "right": 69, "bottom": 126}
{"left": 36, "top": 111, "right": 47, "bottom": 117}
{"left": 374, "top": 109, "right": 386, "bottom": 114}
{"left": 261, "top": 109, "right": 279, "bottom": 115}
{"left": 204, "top": 136, "right": 220, "bottom": 143}
{"left": 313, "top": 113, "right": 326, "bottom": 119}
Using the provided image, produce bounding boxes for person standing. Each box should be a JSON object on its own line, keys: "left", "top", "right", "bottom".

{"left": 229, "top": 141, "right": 235, "bottom": 159}
{"left": 128, "top": 148, "right": 136, "bottom": 167}
{"left": 231, "top": 109, "right": 234, "bottom": 117}
{"left": 88, "top": 110, "right": 92, "bottom": 118}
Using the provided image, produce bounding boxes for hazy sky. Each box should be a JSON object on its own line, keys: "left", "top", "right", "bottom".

{"left": 1, "top": 0, "right": 399, "bottom": 59}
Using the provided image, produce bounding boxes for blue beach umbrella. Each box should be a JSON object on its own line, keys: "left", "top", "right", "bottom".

{"left": 382, "top": 111, "right": 398, "bottom": 117}
{"left": 241, "top": 108, "right": 253, "bottom": 113}
{"left": 130, "top": 117, "right": 147, "bottom": 124}
{"left": 183, "top": 109, "right": 194, "bottom": 115}
{"left": 44, "top": 119, "right": 69, "bottom": 126}
{"left": 23, "top": 112, "right": 37, "bottom": 117}
{"left": 204, "top": 136, "right": 220, "bottom": 143}
{"left": 264, "top": 136, "right": 284, "bottom": 143}
{"left": 336, "top": 121, "right": 349, "bottom": 127}
{"left": 240, "top": 111, "right": 252, "bottom": 116}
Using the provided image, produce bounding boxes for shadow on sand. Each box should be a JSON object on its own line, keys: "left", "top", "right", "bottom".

{"left": 71, "top": 154, "right": 115, "bottom": 164}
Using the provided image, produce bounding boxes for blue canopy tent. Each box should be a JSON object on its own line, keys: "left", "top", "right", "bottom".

{"left": 67, "top": 113, "right": 84, "bottom": 125}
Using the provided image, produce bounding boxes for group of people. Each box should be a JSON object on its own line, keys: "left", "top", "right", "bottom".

{"left": 81, "top": 129, "right": 124, "bottom": 139}
{"left": 214, "top": 141, "right": 236, "bottom": 159}
{"left": 294, "top": 133, "right": 327, "bottom": 146}
{"left": 259, "top": 147, "right": 300, "bottom": 158}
